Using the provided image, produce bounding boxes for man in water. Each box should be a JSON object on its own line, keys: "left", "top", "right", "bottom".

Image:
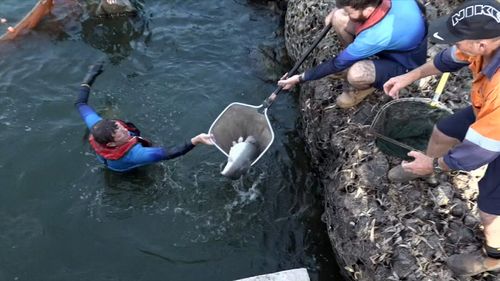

{"left": 383, "top": 0, "right": 500, "bottom": 276}
{"left": 277, "top": 0, "right": 427, "bottom": 108}
{"left": 75, "top": 63, "right": 213, "bottom": 172}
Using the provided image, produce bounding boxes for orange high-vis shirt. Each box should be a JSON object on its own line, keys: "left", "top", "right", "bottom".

{"left": 456, "top": 49, "right": 500, "bottom": 145}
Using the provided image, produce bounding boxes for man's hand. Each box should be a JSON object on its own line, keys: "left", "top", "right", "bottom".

{"left": 401, "top": 151, "right": 433, "bottom": 176}
{"left": 191, "top": 133, "right": 214, "bottom": 146}
{"left": 324, "top": 9, "right": 336, "bottom": 27}
{"left": 81, "top": 62, "right": 104, "bottom": 87}
{"left": 277, "top": 73, "right": 301, "bottom": 90}
{"left": 383, "top": 73, "right": 415, "bottom": 99}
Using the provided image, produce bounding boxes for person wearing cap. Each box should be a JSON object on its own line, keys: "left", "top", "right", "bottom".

{"left": 383, "top": 0, "right": 500, "bottom": 276}
{"left": 277, "top": 0, "right": 427, "bottom": 108}
{"left": 75, "top": 63, "right": 214, "bottom": 172}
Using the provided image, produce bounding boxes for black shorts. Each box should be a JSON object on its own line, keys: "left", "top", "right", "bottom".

{"left": 372, "top": 39, "right": 428, "bottom": 90}
{"left": 436, "top": 106, "right": 475, "bottom": 141}
{"left": 373, "top": 59, "right": 409, "bottom": 90}
{"left": 437, "top": 106, "right": 500, "bottom": 215}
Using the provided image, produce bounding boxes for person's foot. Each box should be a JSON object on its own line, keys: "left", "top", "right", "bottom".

{"left": 447, "top": 250, "right": 500, "bottom": 276}
{"left": 336, "top": 87, "right": 375, "bottom": 108}
{"left": 387, "top": 165, "right": 421, "bottom": 183}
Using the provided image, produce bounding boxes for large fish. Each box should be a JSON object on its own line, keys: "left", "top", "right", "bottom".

{"left": 221, "top": 136, "right": 258, "bottom": 180}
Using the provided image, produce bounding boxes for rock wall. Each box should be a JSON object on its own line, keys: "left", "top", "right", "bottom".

{"left": 284, "top": 1, "right": 499, "bottom": 281}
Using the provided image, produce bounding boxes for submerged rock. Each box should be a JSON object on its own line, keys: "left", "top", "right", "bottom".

{"left": 96, "top": 0, "right": 137, "bottom": 17}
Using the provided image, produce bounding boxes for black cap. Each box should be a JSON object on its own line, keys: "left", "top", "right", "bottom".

{"left": 429, "top": 0, "right": 500, "bottom": 44}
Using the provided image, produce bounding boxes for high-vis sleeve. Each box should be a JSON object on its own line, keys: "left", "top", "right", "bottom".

{"left": 433, "top": 46, "right": 469, "bottom": 73}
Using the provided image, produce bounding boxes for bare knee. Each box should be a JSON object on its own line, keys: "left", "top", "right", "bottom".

{"left": 431, "top": 126, "right": 459, "bottom": 144}
{"left": 331, "top": 8, "right": 350, "bottom": 31}
{"left": 480, "top": 211, "right": 500, "bottom": 246}
{"left": 346, "top": 61, "right": 375, "bottom": 87}
{"left": 426, "top": 125, "right": 460, "bottom": 157}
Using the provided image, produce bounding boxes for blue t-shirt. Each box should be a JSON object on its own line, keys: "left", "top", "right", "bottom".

{"left": 304, "top": 0, "right": 427, "bottom": 81}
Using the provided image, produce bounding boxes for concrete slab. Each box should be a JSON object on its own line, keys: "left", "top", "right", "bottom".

{"left": 235, "top": 268, "right": 310, "bottom": 281}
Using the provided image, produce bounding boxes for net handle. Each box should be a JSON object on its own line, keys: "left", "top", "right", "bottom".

{"left": 262, "top": 24, "right": 332, "bottom": 109}
{"left": 430, "top": 72, "right": 450, "bottom": 107}
{"left": 369, "top": 129, "right": 422, "bottom": 153}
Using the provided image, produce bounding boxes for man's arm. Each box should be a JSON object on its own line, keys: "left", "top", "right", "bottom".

{"left": 303, "top": 39, "right": 386, "bottom": 82}
{"left": 444, "top": 98, "right": 500, "bottom": 171}
{"left": 125, "top": 141, "right": 195, "bottom": 166}
{"left": 443, "top": 139, "right": 500, "bottom": 171}
{"left": 75, "top": 63, "right": 104, "bottom": 129}
{"left": 163, "top": 140, "right": 196, "bottom": 160}
{"left": 383, "top": 60, "right": 441, "bottom": 98}
{"left": 433, "top": 46, "right": 470, "bottom": 73}
{"left": 404, "top": 111, "right": 500, "bottom": 176}
{"left": 127, "top": 133, "right": 213, "bottom": 164}
{"left": 278, "top": 32, "right": 394, "bottom": 89}
{"left": 384, "top": 46, "right": 469, "bottom": 98}
{"left": 277, "top": 48, "right": 368, "bottom": 90}
{"left": 75, "top": 86, "right": 102, "bottom": 129}
{"left": 162, "top": 133, "right": 213, "bottom": 160}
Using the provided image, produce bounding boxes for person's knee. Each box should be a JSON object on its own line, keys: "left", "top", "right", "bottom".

{"left": 483, "top": 224, "right": 500, "bottom": 240}
{"left": 346, "top": 61, "right": 375, "bottom": 87}
{"left": 431, "top": 125, "right": 444, "bottom": 139}
{"left": 426, "top": 125, "right": 460, "bottom": 156}
{"left": 430, "top": 125, "right": 459, "bottom": 144}
{"left": 331, "top": 8, "right": 350, "bottom": 31}
{"left": 481, "top": 212, "right": 500, "bottom": 233}
{"left": 480, "top": 211, "right": 500, "bottom": 247}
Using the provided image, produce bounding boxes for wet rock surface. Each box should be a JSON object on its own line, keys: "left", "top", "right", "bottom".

{"left": 282, "top": 0, "right": 499, "bottom": 281}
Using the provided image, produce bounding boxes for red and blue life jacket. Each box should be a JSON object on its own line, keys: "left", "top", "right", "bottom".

{"left": 355, "top": 0, "right": 391, "bottom": 35}
{"left": 89, "top": 120, "right": 152, "bottom": 160}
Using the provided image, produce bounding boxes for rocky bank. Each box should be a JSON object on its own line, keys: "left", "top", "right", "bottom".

{"left": 280, "top": 0, "right": 500, "bottom": 281}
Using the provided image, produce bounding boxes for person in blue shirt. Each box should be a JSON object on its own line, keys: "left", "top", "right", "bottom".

{"left": 278, "top": 0, "right": 427, "bottom": 108}
{"left": 75, "top": 63, "right": 213, "bottom": 172}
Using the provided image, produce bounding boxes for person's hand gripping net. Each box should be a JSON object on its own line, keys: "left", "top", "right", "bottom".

{"left": 277, "top": 72, "right": 302, "bottom": 90}
{"left": 81, "top": 62, "right": 104, "bottom": 88}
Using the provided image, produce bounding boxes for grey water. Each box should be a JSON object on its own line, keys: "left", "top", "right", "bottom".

{"left": 0, "top": 1, "right": 343, "bottom": 280}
